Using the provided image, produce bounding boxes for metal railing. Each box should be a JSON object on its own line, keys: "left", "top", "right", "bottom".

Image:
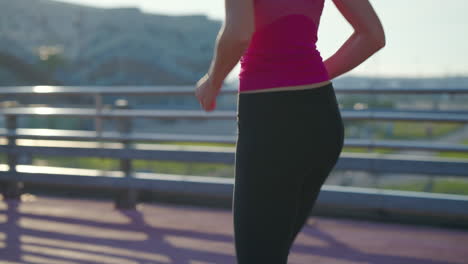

{"left": 1, "top": 85, "right": 467, "bottom": 226}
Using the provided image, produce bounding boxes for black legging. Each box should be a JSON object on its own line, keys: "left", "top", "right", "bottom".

{"left": 233, "top": 82, "right": 344, "bottom": 263}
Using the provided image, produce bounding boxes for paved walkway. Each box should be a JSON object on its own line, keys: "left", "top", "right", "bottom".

{"left": 0, "top": 195, "right": 467, "bottom": 264}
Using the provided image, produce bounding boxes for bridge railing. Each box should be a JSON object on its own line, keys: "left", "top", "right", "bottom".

{"left": 1, "top": 85, "right": 467, "bottom": 227}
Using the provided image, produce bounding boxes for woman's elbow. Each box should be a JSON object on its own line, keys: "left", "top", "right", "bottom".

{"left": 371, "top": 30, "right": 386, "bottom": 49}
{"left": 359, "top": 30, "right": 385, "bottom": 51}
{"left": 375, "top": 33, "right": 386, "bottom": 49}
{"left": 354, "top": 30, "right": 386, "bottom": 51}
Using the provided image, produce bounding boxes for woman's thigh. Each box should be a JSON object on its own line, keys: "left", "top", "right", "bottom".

{"left": 233, "top": 129, "right": 307, "bottom": 263}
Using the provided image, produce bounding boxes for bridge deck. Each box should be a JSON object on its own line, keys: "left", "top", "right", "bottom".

{"left": 0, "top": 195, "right": 467, "bottom": 264}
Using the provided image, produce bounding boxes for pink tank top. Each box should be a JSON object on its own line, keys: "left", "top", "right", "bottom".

{"left": 238, "top": 0, "right": 330, "bottom": 93}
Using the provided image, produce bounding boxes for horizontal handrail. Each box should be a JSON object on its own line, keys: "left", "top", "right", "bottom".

{"left": 2, "top": 128, "right": 468, "bottom": 153}
{"left": 2, "top": 142, "right": 468, "bottom": 177}
{"left": 1, "top": 85, "right": 468, "bottom": 95}
{"left": 1, "top": 107, "right": 468, "bottom": 122}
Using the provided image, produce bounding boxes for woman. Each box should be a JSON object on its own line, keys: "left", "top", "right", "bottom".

{"left": 195, "top": 0, "right": 385, "bottom": 262}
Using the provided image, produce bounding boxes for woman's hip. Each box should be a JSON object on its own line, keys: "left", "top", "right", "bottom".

{"left": 235, "top": 81, "right": 344, "bottom": 160}
{"left": 237, "top": 82, "right": 342, "bottom": 134}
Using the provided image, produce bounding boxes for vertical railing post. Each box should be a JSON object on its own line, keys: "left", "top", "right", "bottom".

{"left": 2, "top": 113, "right": 23, "bottom": 199}
{"left": 94, "top": 93, "right": 103, "bottom": 138}
{"left": 113, "top": 99, "right": 138, "bottom": 209}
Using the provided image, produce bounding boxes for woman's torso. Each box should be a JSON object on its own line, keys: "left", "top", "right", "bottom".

{"left": 238, "top": 0, "right": 330, "bottom": 94}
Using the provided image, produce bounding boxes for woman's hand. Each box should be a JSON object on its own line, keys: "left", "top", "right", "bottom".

{"left": 195, "top": 73, "right": 221, "bottom": 112}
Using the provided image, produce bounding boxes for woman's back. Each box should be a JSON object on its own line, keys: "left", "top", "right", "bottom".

{"left": 239, "top": 0, "right": 330, "bottom": 93}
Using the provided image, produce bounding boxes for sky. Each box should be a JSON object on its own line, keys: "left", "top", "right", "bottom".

{"left": 52, "top": 0, "right": 468, "bottom": 81}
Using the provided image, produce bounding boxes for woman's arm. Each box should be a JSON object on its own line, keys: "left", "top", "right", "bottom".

{"left": 206, "top": 0, "right": 255, "bottom": 90}
{"left": 324, "top": 0, "right": 386, "bottom": 80}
